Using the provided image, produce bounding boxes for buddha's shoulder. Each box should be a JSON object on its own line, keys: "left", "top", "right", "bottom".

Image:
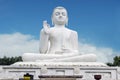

{"left": 66, "top": 28, "right": 77, "bottom": 34}
{"left": 49, "top": 27, "right": 77, "bottom": 34}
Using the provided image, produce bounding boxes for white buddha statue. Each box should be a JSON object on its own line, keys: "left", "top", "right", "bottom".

{"left": 22, "top": 6, "right": 97, "bottom": 62}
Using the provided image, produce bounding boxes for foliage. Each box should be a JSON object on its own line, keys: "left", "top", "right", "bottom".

{"left": 0, "top": 56, "right": 22, "bottom": 65}
{"left": 106, "top": 56, "right": 120, "bottom": 66}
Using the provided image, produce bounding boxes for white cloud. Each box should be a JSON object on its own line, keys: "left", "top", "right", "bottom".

{"left": 0, "top": 32, "right": 118, "bottom": 63}
{"left": 0, "top": 32, "right": 39, "bottom": 57}
{"left": 79, "top": 42, "right": 116, "bottom": 63}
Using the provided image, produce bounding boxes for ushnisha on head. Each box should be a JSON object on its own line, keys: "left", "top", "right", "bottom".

{"left": 52, "top": 6, "right": 68, "bottom": 26}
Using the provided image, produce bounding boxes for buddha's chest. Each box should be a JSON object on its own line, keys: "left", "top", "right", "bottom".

{"left": 49, "top": 29, "right": 71, "bottom": 41}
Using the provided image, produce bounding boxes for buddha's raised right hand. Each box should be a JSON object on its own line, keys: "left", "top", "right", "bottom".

{"left": 43, "top": 20, "right": 50, "bottom": 34}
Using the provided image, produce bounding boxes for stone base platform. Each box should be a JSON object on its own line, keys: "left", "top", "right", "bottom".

{"left": 0, "top": 62, "right": 120, "bottom": 80}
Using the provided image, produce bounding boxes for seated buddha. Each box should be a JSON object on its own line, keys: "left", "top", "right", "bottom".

{"left": 22, "top": 6, "right": 97, "bottom": 62}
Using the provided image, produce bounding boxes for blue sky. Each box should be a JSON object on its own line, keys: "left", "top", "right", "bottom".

{"left": 0, "top": 0, "right": 120, "bottom": 62}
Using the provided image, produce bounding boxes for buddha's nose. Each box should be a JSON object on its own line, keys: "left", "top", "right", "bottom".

{"left": 59, "top": 15, "right": 62, "bottom": 18}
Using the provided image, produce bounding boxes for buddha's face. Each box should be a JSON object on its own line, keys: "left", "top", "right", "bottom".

{"left": 52, "top": 8, "right": 68, "bottom": 25}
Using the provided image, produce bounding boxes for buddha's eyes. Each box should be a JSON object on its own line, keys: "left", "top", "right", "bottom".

{"left": 55, "top": 12, "right": 66, "bottom": 16}
{"left": 55, "top": 12, "right": 60, "bottom": 16}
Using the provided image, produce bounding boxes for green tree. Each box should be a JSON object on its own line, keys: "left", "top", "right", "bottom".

{"left": 107, "top": 56, "right": 120, "bottom": 66}
{"left": 113, "top": 56, "right": 120, "bottom": 66}
{"left": 0, "top": 56, "right": 22, "bottom": 65}
{"left": 106, "top": 62, "right": 114, "bottom": 66}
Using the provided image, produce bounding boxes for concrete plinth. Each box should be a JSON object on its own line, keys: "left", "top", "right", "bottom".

{"left": 0, "top": 62, "right": 120, "bottom": 80}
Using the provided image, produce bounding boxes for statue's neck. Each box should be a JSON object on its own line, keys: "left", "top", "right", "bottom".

{"left": 54, "top": 24, "right": 65, "bottom": 28}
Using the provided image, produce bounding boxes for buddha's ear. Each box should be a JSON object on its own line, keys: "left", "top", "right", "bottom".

{"left": 65, "top": 17, "right": 68, "bottom": 26}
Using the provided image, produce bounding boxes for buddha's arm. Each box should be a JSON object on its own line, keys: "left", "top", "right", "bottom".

{"left": 39, "top": 29, "right": 49, "bottom": 53}
{"left": 70, "top": 31, "right": 79, "bottom": 51}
